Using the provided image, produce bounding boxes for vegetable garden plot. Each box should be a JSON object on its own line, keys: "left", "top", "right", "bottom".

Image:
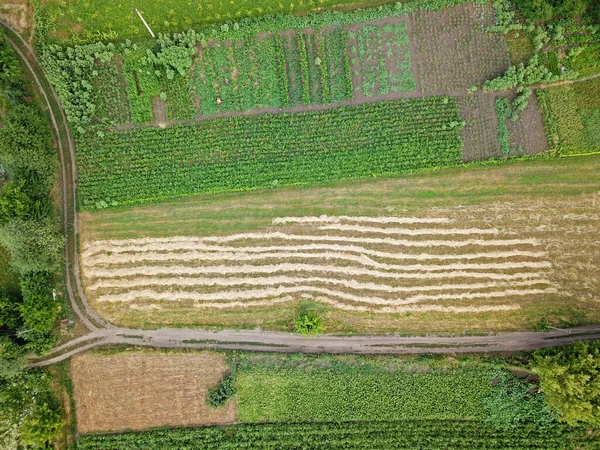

{"left": 457, "top": 94, "right": 502, "bottom": 162}
{"left": 188, "top": 17, "right": 415, "bottom": 117}
{"left": 348, "top": 21, "right": 415, "bottom": 98}
{"left": 80, "top": 214, "right": 557, "bottom": 324}
{"left": 75, "top": 97, "right": 463, "bottom": 208}
{"left": 411, "top": 3, "right": 510, "bottom": 93}
{"left": 92, "top": 59, "right": 131, "bottom": 126}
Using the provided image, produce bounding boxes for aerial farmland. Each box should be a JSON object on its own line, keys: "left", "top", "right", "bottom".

{"left": 0, "top": 0, "right": 599, "bottom": 448}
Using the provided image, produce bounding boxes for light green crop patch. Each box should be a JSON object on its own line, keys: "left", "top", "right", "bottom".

{"left": 236, "top": 366, "right": 492, "bottom": 422}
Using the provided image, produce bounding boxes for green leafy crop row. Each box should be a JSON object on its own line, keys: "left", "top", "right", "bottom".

{"left": 75, "top": 96, "right": 464, "bottom": 208}
{"left": 76, "top": 420, "right": 597, "bottom": 450}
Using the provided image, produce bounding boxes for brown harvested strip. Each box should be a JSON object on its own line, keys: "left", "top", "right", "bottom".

{"left": 82, "top": 244, "right": 547, "bottom": 266}
{"left": 83, "top": 260, "right": 552, "bottom": 280}
{"left": 82, "top": 250, "right": 549, "bottom": 271}
{"left": 83, "top": 264, "right": 549, "bottom": 281}
{"left": 87, "top": 276, "right": 554, "bottom": 292}
{"left": 95, "top": 286, "right": 558, "bottom": 304}
{"left": 272, "top": 216, "right": 453, "bottom": 225}
{"left": 81, "top": 233, "right": 541, "bottom": 257}
{"left": 183, "top": 295, "right": 520, "bottom": 313}
{"left": 317, "top": 224, "right": 499, "bottom": 235}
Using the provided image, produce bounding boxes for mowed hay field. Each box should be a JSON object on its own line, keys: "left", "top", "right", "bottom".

{"left": 70, "top": 350, "right": 235, "bottom": 433}
{"left": 79, "top": 156, "right": 600, "bottom": 333}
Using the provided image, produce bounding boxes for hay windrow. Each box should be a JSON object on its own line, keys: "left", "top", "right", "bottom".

{"left": 81, "top": 216, "right": 555, "bottom": 317}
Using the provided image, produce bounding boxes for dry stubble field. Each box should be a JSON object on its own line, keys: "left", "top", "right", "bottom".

{"left": 70, "top": 350, "right": 234, "bottom": 433}
{"left": 79, "top": 156, "right": 600, "bottom": 333}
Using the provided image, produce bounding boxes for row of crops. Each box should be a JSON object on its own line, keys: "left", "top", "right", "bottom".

{"left": 76, "top": 96, "right": 464, "bottom": 208}
{"left": 76, "top": 420, "right": 596, "bottom": 449}
{"left": 112, "top": 19, "right": 413, "bottom": 124}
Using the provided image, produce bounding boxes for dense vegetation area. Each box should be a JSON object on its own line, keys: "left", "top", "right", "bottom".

{"left": 41, "top": 0, "right": 401, "bottom": 42}
{"left": 76, "top": 420, "right": 598, "bottom": 449}
{"left": 538, "top": 77, "right": 600, "bottom": 154}
{"left": 75, "top": 97, "right": 463, "bottom": 208}
{"left": 0, "top": 33, "right": 64, "bottom": 449}
{"left": 76, "top": 347, "right": 600, "bottom": 449}
{"left": 35, "top": 0, "right": 461, "bottom": 133}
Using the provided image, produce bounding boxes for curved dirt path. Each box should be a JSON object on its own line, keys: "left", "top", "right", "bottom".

{"left": 3, "top": 21, "right": 600, "bottom": 368}
{"left": 29, "top": 324, "right": 600, "bottom": 367}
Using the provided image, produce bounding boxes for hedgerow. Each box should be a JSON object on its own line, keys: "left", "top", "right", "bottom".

{"left": 75, "top": 96, "right": 463, "bottom": 208}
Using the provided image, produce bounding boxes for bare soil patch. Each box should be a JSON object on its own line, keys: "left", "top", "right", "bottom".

{"left": 0, "top": 1, "right": 33, "bottom": 38}
{"left": 457, "top": 93, "right": 502, "bottom": 162}
{"left": 71, "top": 351, "right": 235, "bottom": 433}
{"left": 151, "top": 96, "right": 167, "bottom": 125}
{"left": 506, "top": 92, "right": 548, "bottom": 155}
{"left": 411, "top": 3, "right": 510, "bottom": 94}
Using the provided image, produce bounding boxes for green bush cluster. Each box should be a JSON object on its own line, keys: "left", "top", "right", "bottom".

{"left": 207, "top": 371, "right": 237, "bottom": 408}
{"left": 0, "top": 34, "right": 64, "bottom": 450}
{"left": 483, "top": 54, "right": 578, "bottom": 91}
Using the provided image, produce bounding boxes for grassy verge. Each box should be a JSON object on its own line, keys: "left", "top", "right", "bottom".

{"left": 80, "top": 154, "right": 600, "bottom": 241}
{"left": 42, "top": 0, "right": 417, "bottom": 42}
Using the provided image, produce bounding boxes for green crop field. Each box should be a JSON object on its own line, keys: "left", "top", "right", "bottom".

{"left": 76, "top": 97, "right": 463, "bottom": 208}
{"left": 76, "top": 420, "right": 597, "bottom": 449}
{"left": 235, "top": 355, "right": 491, "bottom": 422}
{"left": 538, "top": 78, "right": 600, "bottom": 156}
{"left": 73, "top": 351, "right": 600, "bottom": 449}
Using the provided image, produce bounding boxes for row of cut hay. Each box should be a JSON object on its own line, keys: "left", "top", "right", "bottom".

{"left": 82, "top": 247, "right": 548, "bottom": 268}
{"left": 81, "top": 233, "right": 541, "bottom": 258}
{"left": 81, "top": 216, "right": 556, "bottom": 314}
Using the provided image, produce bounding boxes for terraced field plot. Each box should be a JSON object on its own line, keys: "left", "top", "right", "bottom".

{"left": 538, "top": 77, "right": 600, "bottom": 155}
{"left": 76, "top": 97, "right": 463, "bottom": 207}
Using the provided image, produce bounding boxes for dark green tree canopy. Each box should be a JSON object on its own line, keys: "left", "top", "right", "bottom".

{"left": 533, "top": 341, "right": 600, "bottom": 425}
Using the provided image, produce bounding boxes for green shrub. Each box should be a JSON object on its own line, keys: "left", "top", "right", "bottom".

{"left": 294, "top": 313, "right": 323, "bottom": 336}
{"left": 207, "top": 371, "right": 236, "bottom": 408}
{"left": 484, "top": 371, "right": 558, "bottom": 428}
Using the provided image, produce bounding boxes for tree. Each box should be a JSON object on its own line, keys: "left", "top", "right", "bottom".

{"left": 20, "top": 402, "right": 63, "bottom": 448}
{"left": 0, "top": 337, "right": 26, "bottom": 380}
{"left": 0, "top": 217, "right": 64, "bottom": 273}
{"left": 515, "top": 0, "right": 590, "bottom": 21}
{"left": 0, "top": 181, "right": 43, "bottom": 224}
{"left": 20, "top": 271, "right": 59, "bottom": 335}
{"left": 532, "top": 341, "right": 600, "bottom": 425}
{"left": 514, "top": 0, "right": 554, "bottom": 21}
{"left": 0, "top": 104, "right": 56, "bottom": 198}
